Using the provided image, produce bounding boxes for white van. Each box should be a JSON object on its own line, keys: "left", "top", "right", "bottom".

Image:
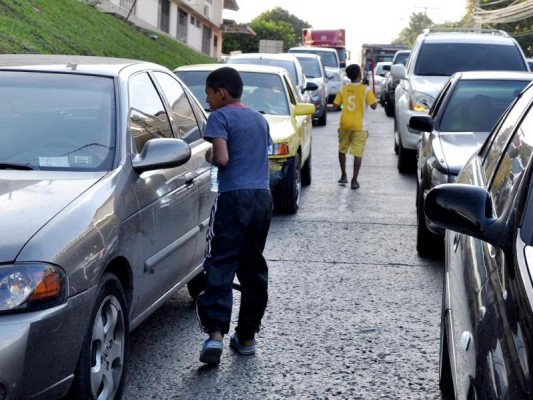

{"left": 289, "top": 46, "right": 342, "bottom": 103}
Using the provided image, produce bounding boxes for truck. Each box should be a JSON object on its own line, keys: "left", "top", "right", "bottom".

{"left": 360, "top": 43, "right": 409, "bottom": 85}
{"left": 301, "top": 28, "right": 349, "bottom": 69}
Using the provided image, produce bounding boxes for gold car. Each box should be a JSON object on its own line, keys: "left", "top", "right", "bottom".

{"left": 175, "top": 63, "right": 316, "bottom": 214}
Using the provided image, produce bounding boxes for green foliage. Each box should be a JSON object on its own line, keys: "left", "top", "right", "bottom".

{"left": 393, "top": 12, "right": 434, "bottom": 47}
{"left": 0, "top": 0, "right": 215, "bottom": 69}
{"left": 222, "top": 6, "right": 310, "bottom": 53}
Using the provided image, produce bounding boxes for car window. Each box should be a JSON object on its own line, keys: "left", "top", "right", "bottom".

{"left": 439, "top": 79, "right": 530, "bottom": 132}
{"left": 228, "top": 58, "right": 299, "bottom": 85}
{"left": 129, "top": 72, "right": 173, "bottom": 153}
{"left": 394, "top": 52, "right": 410, "bottom": 65}
{"left": 283, "top": 75, "right": 298, "bottom": 105}
{"left": 0, "top": 71, "right": 116, "bottom": 171}
{"left": 489, "top": 113, "right": 533, "bottom": 216}
{"left": 152, "top": 71, "right": 203, "bottom": 144}
{"left": 290, "top": 49, "right": 339, "bottom": 68}
{"left": 482, "top": 89, "right": 533, "bottom": 180}
{"left": 239, "top": 72, "right": 289, "bottom": 115}
{"left": 415, "top": 43, "right": 527, "bottom": 76}
{"left": 174, "top": 70, "right": 209, "bottom": 111}
{"left": 429, "top": 79, "right": 452, "bottom": 118}
{"left": 297, "top": 58, "right": 322, "bottom": 79}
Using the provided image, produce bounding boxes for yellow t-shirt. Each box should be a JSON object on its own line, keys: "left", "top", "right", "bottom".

{"left": 333, "top": 83, "right": 377, "bottom": 131}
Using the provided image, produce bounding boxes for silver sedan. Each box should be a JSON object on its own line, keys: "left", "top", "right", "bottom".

{"left": 0, "top": 55, "right": 214, "bottom": 399}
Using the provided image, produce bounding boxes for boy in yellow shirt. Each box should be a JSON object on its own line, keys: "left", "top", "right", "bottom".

{"left": 333, "top": 64, "right": 377, "bottom": 189}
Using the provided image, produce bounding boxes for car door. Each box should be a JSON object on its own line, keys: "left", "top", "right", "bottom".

{"left": 151, "top": 71, "right": 214, "bottom": 272}
{"left": 448, "top": 89, "right": 533, "bottom": 398}
{"left": 128, "top": 71, "right": 198, "bottom": 315}
{"left": 284, "top": 74, "right": 312, "bottom": 164}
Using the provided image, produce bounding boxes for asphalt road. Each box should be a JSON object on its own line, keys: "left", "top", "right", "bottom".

{"left": 123, "top": 105, "right": 445, "bottom": 400}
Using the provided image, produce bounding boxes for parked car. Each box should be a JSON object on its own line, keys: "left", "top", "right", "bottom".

{"left": 527, "top": 58, "right": 533, "bottom": 70}
{"left": 226, "top": 52, "right": 312, "bottom": 104}
{"left": 391, "top": 28, "right": 529, "bottom": 173}
{"left": 409, "top": 70, "right": 533, "bottom": 257}
{"left": 288, "top": 46, "right": 344, "bottom": 103}
{"left": 368, "top": 61, "right": 391, "bottom": 99}
{"left": 424, "top": 78, "right": 533, "bottom": 399}
{"left": 0, "top": 54, "right": 214, "bottom": 399}
{"left": 292, "top": 52, "right": 329, "bottom": 126}
{"left": 175, "top": 63, "right": 316, "bottom": 214}
{"left": 380, "top": 49, "right": 410, "bottom": 117}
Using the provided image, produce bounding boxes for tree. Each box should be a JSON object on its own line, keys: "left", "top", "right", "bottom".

{"left": 393, "top": 12, "right": 434, "bottom": 47}
{"left": 222, "top": 7, "right": 310, "bottom": 54}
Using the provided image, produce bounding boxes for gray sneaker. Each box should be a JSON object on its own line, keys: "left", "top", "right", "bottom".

{"left": 230, "top": 333, "right": 256, "bottom": 355}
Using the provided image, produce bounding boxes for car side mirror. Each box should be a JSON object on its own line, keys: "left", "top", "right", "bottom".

{"left": 391, "top": 64, "right": 406, "bottom": 80}
{"left": 132, "top": 138, "right": 191, "bottom": 174}
{"left": 409, "top": 115, "right": 434, "bottom": 132}
{"left": 425, "top": 183, "right": 504, "bottom": 249}
{"left": 304, "top": 81, "right": 319, "bottom": 92}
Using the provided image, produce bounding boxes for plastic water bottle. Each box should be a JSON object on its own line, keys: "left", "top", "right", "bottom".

{"left": 210, "top": 164, "right": 219, "bottom": 192}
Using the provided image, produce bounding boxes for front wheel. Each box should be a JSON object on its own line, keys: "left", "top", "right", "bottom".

{"left": 68, "top": 273, "right": 129, "bottom": 400}
{"left": 439, "top": 313, "right": 455, "bottom": 399}
{"left": 273, "top": 154, "right": 301, "bottom": 214}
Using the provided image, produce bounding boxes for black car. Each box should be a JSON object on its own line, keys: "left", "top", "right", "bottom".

{"left": 425, "top": 79, "right": 533, "bottom": 399}
{"left": 380, "top": 49, "right": 410, "bottom": 117}
{"left": 410, "top": 70, "right": 533, "bottom": 257}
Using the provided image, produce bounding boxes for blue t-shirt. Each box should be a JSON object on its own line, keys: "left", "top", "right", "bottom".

{"left": 204, "top": 103, "right": 271, "bottom": 193}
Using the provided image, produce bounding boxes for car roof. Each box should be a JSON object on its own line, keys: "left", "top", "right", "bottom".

{"left": 175, "top": 63, "right": 290, "bottom": 75}
{"left": 453, "top": 70, "right": 533, "bottom": 81}
{"left": 292, "top": 53, "right": 321, "bottom": 60}
{"left": 422, "top": 32, "right": 518, "bottom": 45}
{"left": 0, "top": 54, "right": 155, "bottom": 76}
{"left": 289, "top": 46, "right": 337, "bottom": 53}
{"left": 228, "top": 53, "right": 300, "bottom": 61}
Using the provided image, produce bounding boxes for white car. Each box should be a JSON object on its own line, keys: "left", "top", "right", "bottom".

{"left": 368, "top": 61, "right": 391, "bottom": 98}
{"left": 391, "top": 28, "right": 529, "bottom": 173}
{"left": 289, "top": 46, "right": 343, "bottom": 103}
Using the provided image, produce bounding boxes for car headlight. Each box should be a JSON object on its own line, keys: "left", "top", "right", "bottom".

{"left": 268, "top": 142, "right": 290, "bottom": 156}
{"left": 0, "top": 263, "right": 67, "bottom": 313}
{"left": 409, "top": 91, "right": 435, "bottom": 113}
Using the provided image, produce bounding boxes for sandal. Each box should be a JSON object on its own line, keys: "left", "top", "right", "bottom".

{"left": 338, "top": 177, "right": 348, "bottom": 184}
{"left": 199, "top": 339, "right": 223, "bottom": 365}
{"left": 350, "top": 182, "right": 360, "bottom": 190}
{"left": 230, "top": 333, "right": 256, "bottom": 355}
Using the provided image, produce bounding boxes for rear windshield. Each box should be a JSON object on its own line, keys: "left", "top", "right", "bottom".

{"left": 289, "top": 49, "right": 339, "bottom": 69}
{"left": 296, "top": 57, "right": 322, "bottom": 78}
{"left": 227, "top": 58, "right": 298, "bottom": 85}
{"left": 415, "top": 43, "right": 527, "bottom": 76}
{"left": 394, "top": 52, "right": 410, "bottom": 65}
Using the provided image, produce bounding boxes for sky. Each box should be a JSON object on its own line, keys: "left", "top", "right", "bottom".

{"left": 223, "top": 0, "right": 469, "bottom": 62}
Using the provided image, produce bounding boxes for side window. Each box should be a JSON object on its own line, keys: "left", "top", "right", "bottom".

{"left": 482, "top": 90, "right": 533, "bottom": 180}
{"left": 489, "top": 109, "right": 533, "bottom": 216}
{"left": 152, "top": 72, "right": 204, "bottom": 144}
{"left": 430, "top": 80, "right": 451, "bottom": 118}
{"left": 283, "top": 75, "right": 297, "bottom": 105}
{"left": 129, "top": 73, "right": 172, "bottom": 153}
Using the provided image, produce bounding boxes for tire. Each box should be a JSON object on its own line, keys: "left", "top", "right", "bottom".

{"left": 416, "top": 184, "right": 442, "bottom": 257}
{"left": 301, "top": 150, "right": 312, "bottom": 186}
{"left": 393, "top": 117, "right": 399, "bottom": 155}
{"left": 439, "top": 311, "right": 455, "bottom": 399}
{"left": 384, "top": 99, "right": 394, "bottom": 117}
{"left": 68, "top": 273, "right": 128, "bottom": 400}
{"left": 273, "top": 154, "right": 301, "bottom": 214}
{"left": 397, "top": 136, "right": 414, "bottom": 174}
{"left": 317, "top": 105, "right": 327, "bottom": 126}
{"left": 187, "top": 271, "right": 205, "bottom": 300}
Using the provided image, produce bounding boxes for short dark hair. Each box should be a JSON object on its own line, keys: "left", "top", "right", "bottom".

{"left": 346, "top": 64, "right": 361, "bottom": 81}
{"left": 206, "top": 66, "right": 243, "bottom": 99}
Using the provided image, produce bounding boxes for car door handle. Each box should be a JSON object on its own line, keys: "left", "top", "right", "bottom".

{"left": 185, "top": 172, "right": 195, "bottom": 188}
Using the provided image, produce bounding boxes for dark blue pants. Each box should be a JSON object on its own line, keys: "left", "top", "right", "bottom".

{"left": 197, "top": 189, "right": 272, "bottom": 340}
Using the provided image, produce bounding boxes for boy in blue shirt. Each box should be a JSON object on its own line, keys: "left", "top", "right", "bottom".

{"left": 197, "top": 67, "right": 273, "bottom": 366}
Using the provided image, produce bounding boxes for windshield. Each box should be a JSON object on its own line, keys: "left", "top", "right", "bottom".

{"left": 0, "top": 72, "right": 115, "bottom": 171}
{"left": 296, "top": 57, "right": 322, "bottom": 78}
{"left": 440, "top": 79, "right": 530, "bottom": 132}
{"left": 415, "top": 43, "right": 527, "bottom": 76}
{"left": 176, "top": 70, "right": 290, "bottom": 116}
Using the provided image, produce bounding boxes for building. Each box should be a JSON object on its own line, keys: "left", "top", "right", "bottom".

{"left": 101, "top": 0, "right": 239, "bottom": 60}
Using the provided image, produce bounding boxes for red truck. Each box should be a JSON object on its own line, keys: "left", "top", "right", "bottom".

{"left": 302, "top": 28, "right": 349, "bottom": 68}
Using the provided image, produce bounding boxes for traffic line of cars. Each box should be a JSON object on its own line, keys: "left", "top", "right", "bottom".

{"left": 385, "top": 27, "right": 533, "bottom": 399}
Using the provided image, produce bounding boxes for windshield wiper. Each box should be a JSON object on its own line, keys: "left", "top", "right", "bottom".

{"left": 0, "top": 161, "right": 37, "bottom": 170}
